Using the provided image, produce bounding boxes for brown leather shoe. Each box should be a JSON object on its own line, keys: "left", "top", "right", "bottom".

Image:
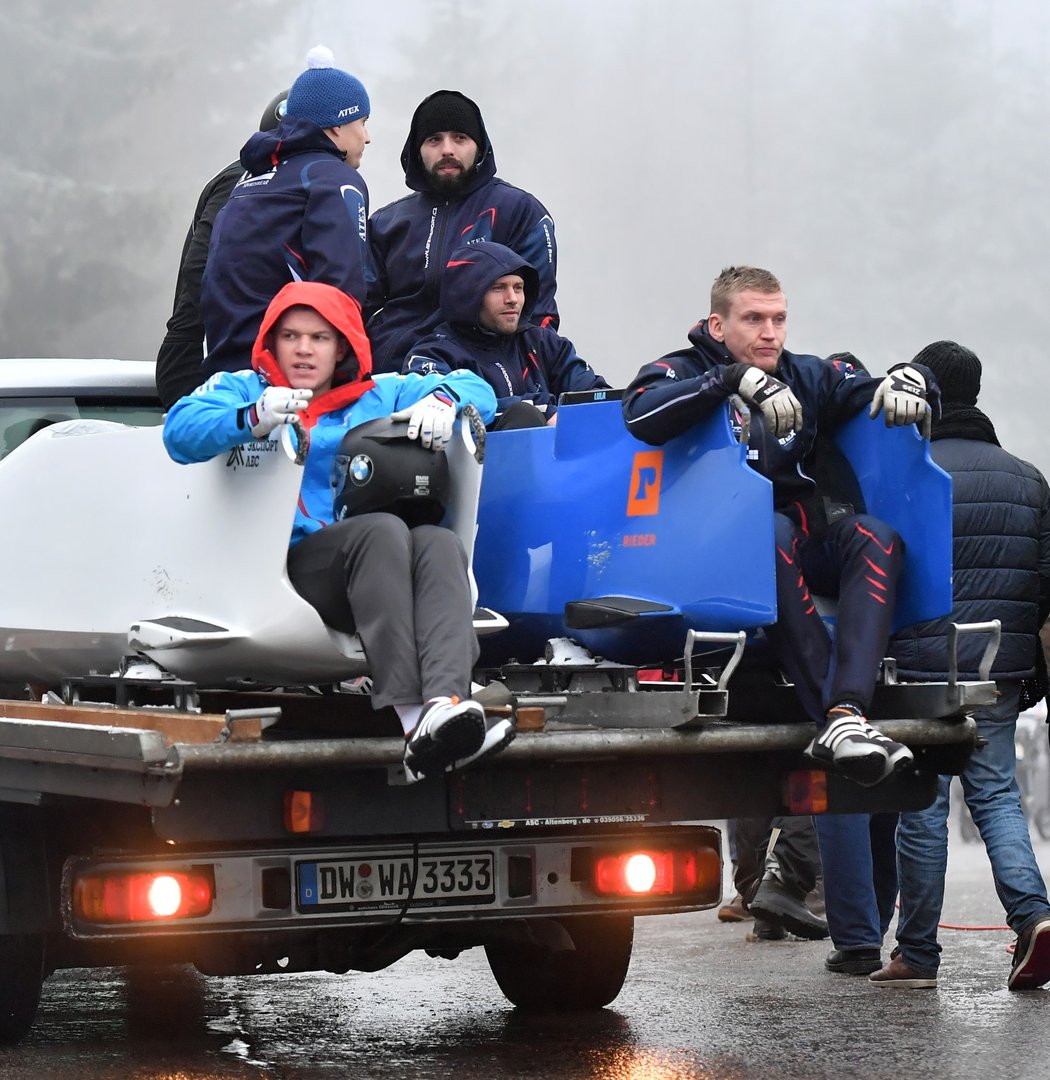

{"left": 717, "top": 894, "right": 752, "bottom": 923}
{"left": 869, "top": 948, "right": 937, "bottom": 988}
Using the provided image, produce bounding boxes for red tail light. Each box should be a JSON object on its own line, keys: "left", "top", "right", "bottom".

{"left": 74, "top": 869, "right": 214, "bottom": 924}
{"left": 592, "top": 846, "right": 720, "bottom": 899}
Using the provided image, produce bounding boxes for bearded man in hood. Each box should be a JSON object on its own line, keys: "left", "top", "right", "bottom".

{"left": 366, "top": 90, "right": 559, "bottom": 373}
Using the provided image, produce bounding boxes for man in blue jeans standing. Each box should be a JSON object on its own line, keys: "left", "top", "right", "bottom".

{"left": 816, "top": 811, "right": 898, "bottom": 973}
{"left": 871, "top": 340, "right": 1050, "bottom": 990}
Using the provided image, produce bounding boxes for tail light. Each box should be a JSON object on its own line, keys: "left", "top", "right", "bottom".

{"left": 284, "top": 789, "right": 325, "bottom": 834}
{"left": 74, "top": 868, "right": 214, "bottom": 924}
{"left": 784, "top": 769, "right": 829, "bottom": 814}
{"left": 591, "top": 845, "right": 720, "bottom": 900}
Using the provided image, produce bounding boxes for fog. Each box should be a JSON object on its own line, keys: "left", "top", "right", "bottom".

{"left": 3, "top": 0, "right": 1048, "bottom": 473}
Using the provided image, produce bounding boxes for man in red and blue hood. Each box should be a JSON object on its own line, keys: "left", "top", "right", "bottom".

{"left": 165, "top": 280, "right": 507, "bottom": 783}
{"left": 366, "top": 90, "right": 559, "bottom": 373}
{"left": 403, "top": 241, "right": 607, "bottom": 428}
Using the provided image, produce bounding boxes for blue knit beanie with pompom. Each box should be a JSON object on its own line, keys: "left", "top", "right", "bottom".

{"left": 286, "top": 45, "right": 370, "bottom": 129}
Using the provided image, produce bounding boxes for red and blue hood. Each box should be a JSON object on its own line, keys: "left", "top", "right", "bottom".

{"left": 251, "top": 281, "right": 375, "bottom": 422}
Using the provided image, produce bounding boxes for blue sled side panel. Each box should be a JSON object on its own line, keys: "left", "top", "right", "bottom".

{"left": 834, "top": 412, "right": 953, "bottom": 630}
{"left": 474, "top": 399, "right": 776, "bottom": 663}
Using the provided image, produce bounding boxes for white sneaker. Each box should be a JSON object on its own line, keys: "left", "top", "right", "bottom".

{"left": 403, "top": 696, "right": 485, "bottom": 783}
{"left": 806, "top": 708, "right": 889, "bottom": 786}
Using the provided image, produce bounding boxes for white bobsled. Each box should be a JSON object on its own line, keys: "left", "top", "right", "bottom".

{"left": 0, "top": 414, "right": 495, "bottom": 688}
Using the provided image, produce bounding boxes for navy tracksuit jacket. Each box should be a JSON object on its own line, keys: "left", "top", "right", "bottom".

{"left": 402, "top": 240, "right": 606, "bottom": 425}
{"left": 623, "top": 322, "right": 931, "bottom": 722}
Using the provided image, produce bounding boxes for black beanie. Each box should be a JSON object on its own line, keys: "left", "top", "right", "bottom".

{"left": 412, "top": 91, "right": 483, "bottom": 148}
{"left": 910, "top": 340, "right": 982, "bottom": 406}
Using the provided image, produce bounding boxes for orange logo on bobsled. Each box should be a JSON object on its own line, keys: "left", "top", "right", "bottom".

{"left": 627, "top": 451, "right": 663, "bottom": 517}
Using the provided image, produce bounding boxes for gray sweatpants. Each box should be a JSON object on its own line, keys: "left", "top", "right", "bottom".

{"left": 286, "top": 513, "right": 479, "bottom": 709}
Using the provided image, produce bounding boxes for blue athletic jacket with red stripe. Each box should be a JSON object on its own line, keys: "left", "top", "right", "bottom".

{"left": 200, "top": 116, "right": 370, "bottom": 377}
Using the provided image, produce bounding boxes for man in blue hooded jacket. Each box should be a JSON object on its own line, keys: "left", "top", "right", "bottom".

{"left": 366, "top": 91, "right": 558, "bottom": 374}
{"left": 623, "top": 266, "right": 938, "bottom": 787}
{"left": 402, "top": 241, "right": 607, "bottom": 428}
{"left": 200, "top": 46, "right": 371, "bottom": 378}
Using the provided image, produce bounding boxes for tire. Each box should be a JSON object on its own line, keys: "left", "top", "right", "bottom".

{"left": 485, "top": 915, "right": 633, "bottom": 1011}
{"left": 1035, "top": 807, "right": 1050, "bottom": 842}
{"left": 0, "top": 934, "right": 45, "bottom": 1046}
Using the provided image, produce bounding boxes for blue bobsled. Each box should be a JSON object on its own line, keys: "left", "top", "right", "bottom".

{"left": 473, "top": 393, "right": 952, "bottom": 665}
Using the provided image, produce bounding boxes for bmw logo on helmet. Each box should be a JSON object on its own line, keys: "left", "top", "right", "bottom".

{"left": 332, "top": 417, "right": 450, "bottom": 528}
{"left": 350, "top": 454, "right": 373, "bottom": 485}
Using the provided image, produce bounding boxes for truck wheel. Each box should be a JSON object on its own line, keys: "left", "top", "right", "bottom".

{"left": 486, "top": 915, "right": 633, "bottom": 1011}
{"left": 0, "top": 934, "right": 44, "bottom": 1045}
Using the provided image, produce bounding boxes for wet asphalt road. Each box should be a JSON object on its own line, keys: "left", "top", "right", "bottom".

{"left": 2, "top": 819, "right": 1047, "bottom": 1080}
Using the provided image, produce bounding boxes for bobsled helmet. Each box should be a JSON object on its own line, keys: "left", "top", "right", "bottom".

{"left": 332, "top": 417, "right": 450, "bottom": 528}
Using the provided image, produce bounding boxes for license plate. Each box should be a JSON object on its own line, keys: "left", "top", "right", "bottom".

{"left": 296, "top": 851, "right": 496, "bottom": 912}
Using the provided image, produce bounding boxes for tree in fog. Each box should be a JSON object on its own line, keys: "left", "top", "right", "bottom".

{"left": 0, "top": 0, "right": 287, "bottom": 358}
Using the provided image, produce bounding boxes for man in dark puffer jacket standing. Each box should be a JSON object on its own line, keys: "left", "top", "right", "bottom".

{"left": 872, "top": 340, "right": 1050, "bottom": 991}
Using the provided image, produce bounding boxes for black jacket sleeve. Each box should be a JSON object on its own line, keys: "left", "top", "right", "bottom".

{"left": 156, "top": 163, "right": 241, "bottom": 410}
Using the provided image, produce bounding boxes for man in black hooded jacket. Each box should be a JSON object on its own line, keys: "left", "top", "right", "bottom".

{"left": 402, "top": 241, "right": 606, "bottom": 428}
{"left": 873, "top": 340, "right": 1050, "bottom": 990}
{"left": 366, "top": 90, "right": 558, "bottom": 373}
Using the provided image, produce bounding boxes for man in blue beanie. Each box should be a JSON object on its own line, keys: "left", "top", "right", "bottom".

{"left": 366, "top": 90, "right": 559, "bottom": 373}
{"left": 156, "top": 88, "right": 288, "bottom": 409}
{"left": 402, "top": 241, "right": 607, "bottom": 429}
{"left": 200, "top": 46, "right": 372, "bottom": 378}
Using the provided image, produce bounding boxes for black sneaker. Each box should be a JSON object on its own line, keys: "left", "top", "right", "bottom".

{"left": 825, "top": 947, "right": 882, "bottom": 975}
{"left": 749, "top": 875, "right": 830, "bottom": 940}
{"left": 864, "top": 726, "right": 914, "bottom": 774}
{"left": 403, "top": 696, "right": 486, "bottom": 782}
{"left": 1008, "top": 915, "right": 1050, "bottom": 990}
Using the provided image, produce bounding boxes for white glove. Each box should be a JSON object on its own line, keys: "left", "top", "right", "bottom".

{"left": 737, "top": 367, "right": 803, "bottom": 438}
{"left": 391, "top": 392, "right": 456, "bottom": 450}
{"left": 869, "top": 365, "right": 927, "bottom": 429}
{"left": 249, "top": 386, "right": 312, "bottom": 437}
